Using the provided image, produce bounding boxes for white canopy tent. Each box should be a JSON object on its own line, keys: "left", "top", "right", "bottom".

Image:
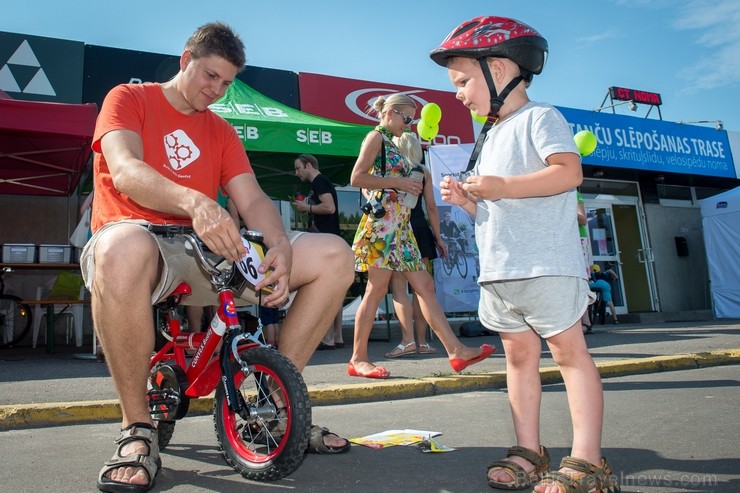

{"left": 700, "top": 186, "right": 740, "bottom": 318}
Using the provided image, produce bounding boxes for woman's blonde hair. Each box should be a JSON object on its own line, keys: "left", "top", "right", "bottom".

{"left": 372, "top": 93, "right": 417, "bottom": 118}
{"left": 393, "top": 131, "right": 423, "bottom": 166}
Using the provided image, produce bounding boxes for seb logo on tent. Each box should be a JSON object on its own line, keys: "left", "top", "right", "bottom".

{"left": 210, "top": 101, "right": 290, "bottom": 142}
{"left": 210, "top": 100, "right": 334, "bottom": 146}
{"left": 297, "top": 129, "right": 332, "bottom": 145}
{"left": 163, "top": 129, "right": 201, "bottom": 170}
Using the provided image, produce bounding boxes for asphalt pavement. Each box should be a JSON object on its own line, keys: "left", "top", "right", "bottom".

{"left": 1, "top": 318, "right": 739, "bottom": 430}
{"left": 1, "top": 365, "right": 738, "bottom": 492}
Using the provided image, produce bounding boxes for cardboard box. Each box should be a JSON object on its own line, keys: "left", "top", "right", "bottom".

{"left": 39, "top": 244, "right": 72, "bottom": 263}
{"left": 2, "top": 244, "right": 36, "bottom": 263}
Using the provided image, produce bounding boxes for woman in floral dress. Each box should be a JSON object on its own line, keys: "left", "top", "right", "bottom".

{"left": 348, "top": 93, "right": 494, "bottom": 379}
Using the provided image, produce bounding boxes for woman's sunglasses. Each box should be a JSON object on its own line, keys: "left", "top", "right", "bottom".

{"left": 393, "top": 108, "right": 414, "bottom": 125}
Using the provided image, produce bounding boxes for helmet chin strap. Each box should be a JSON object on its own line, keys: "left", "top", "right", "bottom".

{"left": 461, "top": 59, "right": 524, "bottom": 175}
{"left": 478, "top": 58, "right": 523, "bottom": 118}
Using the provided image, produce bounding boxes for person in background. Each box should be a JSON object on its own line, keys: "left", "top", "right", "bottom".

{"left": 259, "top": 305, "right": 281, "bottom": 347}
{"left": 439, "top": 211, "right": 467, "bottom": 256}
{"left": 434, "top": 15, "right": 620, "bottom": 492}
{"left": 385, "top": 130, "right": 448, "bottom": 358}
{"left": 84, "top": 22, "right": 353, "bottom": 493}
{"left": 589, "top": 263, "right": 620, "bottom": 325}
{"left": 292, "top": 153, "right": 345, "bottom": 349}
{"left": 348, "top": 92, "right": 494, "bottom": 379}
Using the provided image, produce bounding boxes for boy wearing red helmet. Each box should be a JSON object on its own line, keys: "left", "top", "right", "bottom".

{"left": 433, "top": 16, "right": 620, "bottom": 493}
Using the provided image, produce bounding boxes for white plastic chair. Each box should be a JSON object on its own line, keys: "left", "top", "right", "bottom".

{"left": 31, "top": 283, "right": 85, "bottom": 348}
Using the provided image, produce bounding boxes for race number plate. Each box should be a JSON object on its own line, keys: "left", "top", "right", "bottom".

{"left": 235, "top": 237, "right": 273, "bottom": 293}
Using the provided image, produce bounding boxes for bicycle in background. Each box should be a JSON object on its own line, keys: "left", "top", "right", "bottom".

{"left": 440, "top": 235, "right": 469, "bottom": 279}
{"left": 0, "top": 269, "right": 32, "bottom": 348}
{"left": 145, "top": 227, "right": 310, "bottom": 481}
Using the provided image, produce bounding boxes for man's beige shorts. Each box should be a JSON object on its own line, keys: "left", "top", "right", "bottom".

{"left": 80, "top": 220, "right": 302, "bottom": 307}
{"left": 478, "top": 276, "right": 595, "bottom": 339}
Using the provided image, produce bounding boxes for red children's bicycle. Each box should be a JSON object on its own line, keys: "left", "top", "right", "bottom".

{"left": 145, "top": 226, "right": 310, "bottom": 480}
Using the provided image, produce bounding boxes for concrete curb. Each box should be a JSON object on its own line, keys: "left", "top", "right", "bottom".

{"left": 2, "top": 349, "right": 739, "bottom": 430}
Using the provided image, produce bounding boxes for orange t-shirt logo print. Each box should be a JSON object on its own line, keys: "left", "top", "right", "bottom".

{"left": 164, "top": 129, "right": 201, "bottom": 170}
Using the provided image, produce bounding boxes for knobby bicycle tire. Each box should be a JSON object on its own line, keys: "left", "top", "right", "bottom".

{"left": 214, "top": 346, "right": 311, "bottom": 481}
{"left": 0, "top": 294, "right": 32, "bottom": 348}
{"left": 156, "top": 421, "right": 177, "bottom": 449}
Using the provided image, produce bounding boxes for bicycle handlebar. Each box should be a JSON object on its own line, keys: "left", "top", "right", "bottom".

{"left": 146, "top": 225, "right": 237, "bottom": 286}
{"left": 146, "top": 224, "right": 271, "bottom": 294}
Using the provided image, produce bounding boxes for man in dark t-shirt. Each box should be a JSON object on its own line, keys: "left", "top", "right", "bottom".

{"left": 293, "top": 154, "right": 340, "bottom": 235}
{"left": 293, "top": 154, "right": 344, "bottom": 348}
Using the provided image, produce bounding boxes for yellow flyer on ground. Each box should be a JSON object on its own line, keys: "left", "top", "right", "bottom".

{"left": 349, "top": 429, "right": 442, "bottom": 449}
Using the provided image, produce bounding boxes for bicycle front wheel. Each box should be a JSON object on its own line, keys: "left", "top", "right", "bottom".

{"left": 0, "top": 294, "right": 32, "bottom": 348}
{"left": 214, "top": 346, "right": 311, "bottom": 481}
{"left": 456, "top": 251, "right": 469, "bottom": 278}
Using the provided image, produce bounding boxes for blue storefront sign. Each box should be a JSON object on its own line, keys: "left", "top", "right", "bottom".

{"left": 557, "top": 106, "right": 736, "bottom": 179}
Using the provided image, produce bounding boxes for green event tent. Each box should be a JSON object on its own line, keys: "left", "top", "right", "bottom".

{"left": 210, "top": 79, "right": 372, "bottom": 198}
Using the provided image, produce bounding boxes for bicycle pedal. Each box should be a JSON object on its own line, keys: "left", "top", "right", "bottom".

{"left": 147, "top": 389, "right": 180, "bottom": 408}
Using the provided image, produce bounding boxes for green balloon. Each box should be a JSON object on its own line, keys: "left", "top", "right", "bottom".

{"left": 471, "top": 109, "right": 487, "bottom": 124}
{"left": 574, "top": 130, "right": 597, "bottom": 157}
{"left": 421, "top": 103, "right": 442, "bottom": 125}
{"left": 418, "top": 121, "right": 439, "bottom": 141}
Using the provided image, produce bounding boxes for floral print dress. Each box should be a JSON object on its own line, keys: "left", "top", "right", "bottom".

{"left": 353, "top": 133, "right": 424, "bottom": 273}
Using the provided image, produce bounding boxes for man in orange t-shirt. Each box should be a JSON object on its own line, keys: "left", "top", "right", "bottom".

{"left": 82, "top": 22, "right": 354, "bottom": 493}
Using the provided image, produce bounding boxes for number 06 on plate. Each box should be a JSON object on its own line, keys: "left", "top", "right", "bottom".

{"left": 235, "top": 237, "right": 274, "bottom": 293}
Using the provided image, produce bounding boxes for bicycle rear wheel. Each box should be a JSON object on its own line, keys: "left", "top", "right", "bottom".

{"left": 442, "top": 253, "right": 454, "bottom": 275}
{"left": 0, "top": 294, "right": 32, "bottom": 348}
{"left": 214, "top": 346, "right": 311, "bottom": 481}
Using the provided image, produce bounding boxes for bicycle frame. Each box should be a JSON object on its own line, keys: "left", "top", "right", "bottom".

{"left": 146, "top": 228, "right": 311, "bottom": 481}
{"left": 149, "top": 231, "right": 267, "bottom": 413}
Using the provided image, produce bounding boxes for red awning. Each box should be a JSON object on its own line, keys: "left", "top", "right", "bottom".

{"left": 0, "top": 97, "right": 97, "bottom": 196}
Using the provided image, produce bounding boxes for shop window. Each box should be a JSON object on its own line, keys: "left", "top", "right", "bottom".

{"left": 693, "top": 187, "right": 725, "bottom": 201}
{"left": 581, "top": 179, "right": 638, "bottom": 197}
{"left": 657, "top": 185, "right": 727, "bottom": 207}
{"left": 657, "top": 184, "right": 693, "bottom": 207}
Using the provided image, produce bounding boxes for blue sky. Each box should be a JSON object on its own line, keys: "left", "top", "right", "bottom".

{"left": 2, "top": 0, "right": 739, "bottom": 132}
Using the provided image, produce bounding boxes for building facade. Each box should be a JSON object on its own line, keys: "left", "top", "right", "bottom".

{"left": 2, "top": 30, "right": 738, "bottom": 319}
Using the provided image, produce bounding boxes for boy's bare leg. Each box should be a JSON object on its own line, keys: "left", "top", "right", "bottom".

{"left": 488, "top": 329, "right": 544, "bottom": 484}
{"left": 533, "top": 323, "right": 603, "bottom": 493}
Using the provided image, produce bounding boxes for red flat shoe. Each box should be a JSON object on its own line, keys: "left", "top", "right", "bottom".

{"left": 347, "top": 361, "right": 390, "bottom": 379}
{"left": 449, "top": 344, "right": 496, "bottom": 372}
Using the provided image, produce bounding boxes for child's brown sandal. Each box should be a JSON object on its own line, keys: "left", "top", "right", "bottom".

{"left": 535, "top": 456, "right": 621, "bottom": 493}
{"left": 487, "top": 445, "right": 550, "bottom": 490}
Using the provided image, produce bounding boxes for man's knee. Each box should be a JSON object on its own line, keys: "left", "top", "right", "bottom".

{"left": 313, "top": 236, "right": 354, "bottom": 283}
{"left": 94, "top": 227, "right": 160, "bottom": 286}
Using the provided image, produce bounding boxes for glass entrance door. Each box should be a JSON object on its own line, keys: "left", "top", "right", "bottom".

{"left": 585, "top": 197, "right": 657, "bottom": 314}
{"left": 586, "top": 203, "right": 626, "bottom": 314}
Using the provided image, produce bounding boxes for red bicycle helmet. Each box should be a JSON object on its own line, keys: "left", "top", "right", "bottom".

{"left": 429, "top": 16, "right": 548, "bottom": 81}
